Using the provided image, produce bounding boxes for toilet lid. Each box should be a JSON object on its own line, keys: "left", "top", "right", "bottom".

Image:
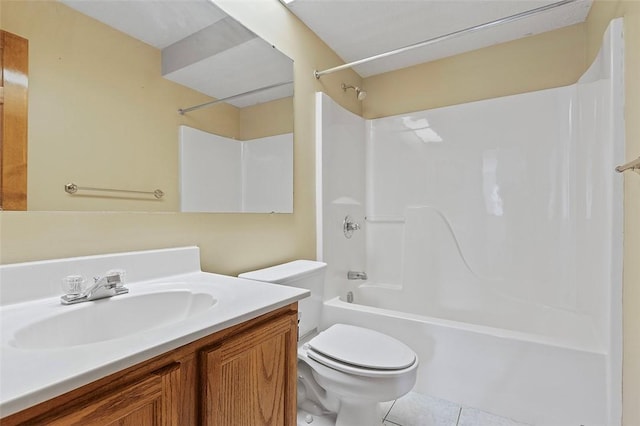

{"left": 307, "top": 324, "right": 416, "bottom": 370}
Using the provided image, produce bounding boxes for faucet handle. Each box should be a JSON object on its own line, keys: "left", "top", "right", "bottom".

{"left": 62, "top": 274, "right": 86, "bottom": 296}
{"left": 105, "top": 269, "right": 126, "bottom": 288}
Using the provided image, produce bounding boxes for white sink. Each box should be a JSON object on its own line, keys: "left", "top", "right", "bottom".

{"left": 10, "top": 290, "right": 216, "bottom": 350}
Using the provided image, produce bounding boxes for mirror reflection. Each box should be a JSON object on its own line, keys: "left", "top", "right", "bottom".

{"left": 1, "top": 0, "right": 293, "bottom": 212}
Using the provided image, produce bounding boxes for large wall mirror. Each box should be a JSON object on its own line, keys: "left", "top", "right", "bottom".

{"left": 1, "top": 0, "right": 294, "bottom": 213}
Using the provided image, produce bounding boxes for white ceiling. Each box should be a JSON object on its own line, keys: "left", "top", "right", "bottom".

{"left": 61, "top": 0, "right": 228, "bottom": 49}
{"left": 60, "top": 0, "right": 593, "bottom": 100}
{"left": 60, "top": 0, "right": 293, "bottom": 108}
{"left": 284, "top": 0, "right": 593, "bottom": 77}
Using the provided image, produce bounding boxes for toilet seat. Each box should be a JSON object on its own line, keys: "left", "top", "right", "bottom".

{"left": 305, "top": 324, "right": 417, "bottom": 378}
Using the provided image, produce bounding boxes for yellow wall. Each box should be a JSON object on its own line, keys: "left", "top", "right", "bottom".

{"left": 362, "top": 23, "right": 587, "bottom": 119}
{"left": 240, "top": 96, "right": 293, "bottom": 140}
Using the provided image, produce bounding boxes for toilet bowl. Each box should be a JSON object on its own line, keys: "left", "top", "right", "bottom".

{"left": 299, "top": 323, "right": 418, "bottom": 425}
{"left": 239, "top": 261, "right": 418, "bottom": 426}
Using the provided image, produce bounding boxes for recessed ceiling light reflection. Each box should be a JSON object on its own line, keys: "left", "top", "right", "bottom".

{"left": 401, "top": 117, "right": 443, "bottom": 143}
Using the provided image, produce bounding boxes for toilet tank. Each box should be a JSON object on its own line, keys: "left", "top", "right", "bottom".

{"left": 239, "top": 260, "right": 327, "bottom": 338}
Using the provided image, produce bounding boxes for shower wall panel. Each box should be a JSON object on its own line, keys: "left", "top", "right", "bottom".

{"left": 368, "top": 87, "right": 580, "bottom": 311}
{"left": 315, "top": 94, "right": 367, "bottom": 301}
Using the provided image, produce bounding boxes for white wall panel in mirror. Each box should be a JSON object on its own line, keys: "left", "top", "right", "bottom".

{"left": 180, "top": 126, "right": 293, "bottom": 213}
{"left": 242, "top": 134, "right": 294, "bottom": 213}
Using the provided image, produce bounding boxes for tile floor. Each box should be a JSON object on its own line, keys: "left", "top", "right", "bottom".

{"left": 381, "top": 392, "right": 531, "bottom": 426}
{"left": 296, "top": 391, "right": 531, "bottom": 426}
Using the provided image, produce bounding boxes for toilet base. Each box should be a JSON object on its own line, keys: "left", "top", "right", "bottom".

{"left": 297, "top": 401, "right": 385, "bottom": 426}
{"left": 335, "top": 400, "right": 383, "bottom": 426}
{"left": 297, "top": 408, "right": 336, "bottom": 426}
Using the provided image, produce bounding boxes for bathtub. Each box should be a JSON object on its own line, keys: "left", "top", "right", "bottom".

{"left": 321, "top": 285, "right": 607, "bottom": 426}
{"left": 314, "top": 18, "right": 623, "bottom": 426}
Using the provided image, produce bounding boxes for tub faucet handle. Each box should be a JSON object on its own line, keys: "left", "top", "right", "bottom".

{"left": 343, "top": 215, "right": 361, "bottom": 239}
{"left": 346, "top": 222, "right": 360, "bottom": 231}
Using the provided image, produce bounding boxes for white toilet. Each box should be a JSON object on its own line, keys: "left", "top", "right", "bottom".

{"left": 239, "top": 260, "right": 418, "bottom": 426}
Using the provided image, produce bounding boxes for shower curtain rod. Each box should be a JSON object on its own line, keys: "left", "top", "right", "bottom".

{"left": 314, "top": 0, "right": 579, "bottom": 79}
{"left": 178, "top": 80, "right": 293, "bottom": 115}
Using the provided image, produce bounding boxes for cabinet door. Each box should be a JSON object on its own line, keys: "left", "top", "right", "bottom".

{"left": 202, "top": 312, "right": 298, "bottom": 426}
{"left": 31, "top": 363, "right": 181, "bottom": 426}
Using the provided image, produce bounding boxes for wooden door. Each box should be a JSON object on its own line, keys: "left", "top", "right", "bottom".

{"left": 0, "top": 30, "right": 28, "bottom": 210}
{"left": 202, "top": 313, "right": 298, "bottom": 426}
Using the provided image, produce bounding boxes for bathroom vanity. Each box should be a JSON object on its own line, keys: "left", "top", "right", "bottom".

{"left": 0, "top": 247, "right": 308, "bottom": 425}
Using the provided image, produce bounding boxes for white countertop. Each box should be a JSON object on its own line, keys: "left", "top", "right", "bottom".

{"left": 0, "top": 247, "right": 309, "bottom": 418}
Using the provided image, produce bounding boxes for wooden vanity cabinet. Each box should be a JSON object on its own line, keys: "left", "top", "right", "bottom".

{"left": 35, "top": 363, "right": 181, "bottom": 426}
{"left": 1, "top": 303, "right": 298, "bottom": 426}
{"left": 202, "top": 312, "right": 297, "bottom": 425}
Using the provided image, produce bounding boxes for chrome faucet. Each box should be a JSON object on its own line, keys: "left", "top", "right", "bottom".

{"left": 60, "top": 270, "right": 129, "bottom": 305}
{"left": 347, "top": 271, "right": 367, "bottom": 280}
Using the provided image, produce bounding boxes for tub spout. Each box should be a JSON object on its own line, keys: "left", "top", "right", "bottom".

{"left": 347, "top": 271, "right": 367, "bottom": 280}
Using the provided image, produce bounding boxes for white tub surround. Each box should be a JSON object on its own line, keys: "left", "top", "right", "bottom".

{"left": 0, "top": 246, "right": 309, "bottom": 417}
{"left": 179, "top": 126, "right": 294, "bottom": 213}
{"left": 315, "top": 19, "right": 623, "bottom": 426}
